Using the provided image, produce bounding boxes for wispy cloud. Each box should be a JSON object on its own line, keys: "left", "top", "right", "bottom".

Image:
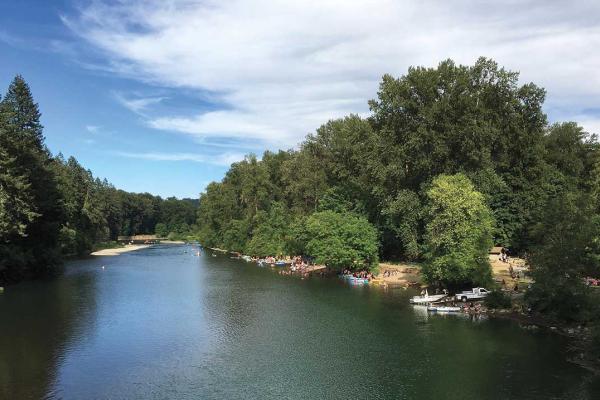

{"left": 114, "top": 92, "right": 167, "bottom": 114}
{"left": 0, "top": 30, "right": 23, "bottom": 47}
{"left": 64, "top": 0, "right": 600, "bottom": 147}
{"left": 114, "top": 151, "right": 245, "bottom": 166}
{"left": 86, "top": 125, "right": 99, "bottom": 133}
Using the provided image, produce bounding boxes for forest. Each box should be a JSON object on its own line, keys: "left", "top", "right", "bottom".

{"left": 0, "top": 76, "right": 197, "bottom": 284}
{"left": 2, "top": 58, "right": 600, "bottom": 328}
{"left": 196, "top": 58, "right": 600, "bottom": 322}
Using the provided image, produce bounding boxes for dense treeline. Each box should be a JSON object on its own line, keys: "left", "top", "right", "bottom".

{"left": 0, "top": 76, "right": 197, "bottom": 284}
{"left": 197, "top": 58, "right": 600, "bottom": 291}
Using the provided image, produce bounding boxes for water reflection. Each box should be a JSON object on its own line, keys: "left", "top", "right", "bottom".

{"left": 0, "top": 246, "right": 598, "bottom": 399}
{"left": 0, "top": 267, "right": 97, "bottom": 399}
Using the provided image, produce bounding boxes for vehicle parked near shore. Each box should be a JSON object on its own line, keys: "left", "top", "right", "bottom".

{"left": 455, "top": 287, "right": 489, "bottom": 302}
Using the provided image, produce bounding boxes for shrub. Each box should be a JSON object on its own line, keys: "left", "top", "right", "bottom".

{"left": 484, "top": 290, "right": 512, "bottom": 309}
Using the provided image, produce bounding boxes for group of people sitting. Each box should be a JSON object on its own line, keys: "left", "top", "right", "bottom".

{"left": 341, "top": 269, "right": 374, "bottom": 280}
{"left": 463, "top": 302, "right": 483, "bottom": 314}
{"left": 277, "top": 255, "right": 315, "bottom": 277}
{"left": 585, "top": 277, "right": 600, "bottom": 286}
{"left": 382, "top": 269, "right": 399, "bottom": 278}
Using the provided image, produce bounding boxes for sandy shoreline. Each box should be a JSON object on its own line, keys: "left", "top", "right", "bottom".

{"left": 90, "top": 244, "right": 151, "bottom": 256}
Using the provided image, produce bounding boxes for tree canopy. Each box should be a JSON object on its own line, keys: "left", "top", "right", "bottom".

{"left": 422, "top": 174, "right": 494, "bottom": 287}
{"left": 302, "top": 211, "right": 379, "bottom": 271}
{"left": 196, "top": 58, "right": 599, "bottom": 279}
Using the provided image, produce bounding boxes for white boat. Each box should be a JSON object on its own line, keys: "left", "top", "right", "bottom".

{"left": 409, "top": 289, "right": 446, "bottom": 304}
{"left": 427, "top": 306, "right": 461, "bottom": 312}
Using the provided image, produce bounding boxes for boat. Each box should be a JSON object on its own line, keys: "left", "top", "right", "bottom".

{"left": 348, "top": 277, "right": 369, "bottom": 285}
{"left": 274, "top": 261, "right": 287, "bottom": 266}
{"left": 427, "top": 306, "right": 461, "bottom": 312}
{"left": 339, "top": 275, "right": 369, "bottom": 285}
{"left": 409, "top": 289, "right": 446, "bottom": 304}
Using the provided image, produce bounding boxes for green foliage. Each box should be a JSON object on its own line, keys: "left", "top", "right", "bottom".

{"left": 0, "top": 146, "right": 39, "bottom": 239}
{"left": 525, "top": 191, "right": 600, "bottom": 322}
{"left": 193, "top": 59, "right": 600, "bottom": 302}
{"left": 484, "top": 290, "right": 512, "bottom": 309}
{"left": 301, "top": 211, "right": 378, "bottom": 270}
{"left": 381, "top": 189, "right": 423, "bottom": 260}
{"left": 154, "top": 223, "right": 168, "bottom": 238}
{"left": 245, "top": 202, "right": 289, "bottom": 257}
{"left": 422, "top": 174, "right": 494, "bottom": 287}
{"left": 0, "top": 75, "right": 63, "bottom": 280}
{"left": 4, "top": 54, "right": 600, "bottom": 325}
{"left": 0, "top": 76, "right": 199, "bottom": 284}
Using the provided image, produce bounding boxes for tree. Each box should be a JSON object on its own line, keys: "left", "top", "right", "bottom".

{"left": 0, "top": 146, "right": 38, "bottom": 240}
{"left": 0, "top": 76, "right": 64, "bottom": 280}
{"left": 245, "top": 202, "right": 290, "bottom": 257}
{"left": 154, "top": 223, "right": 168, "bottom": 238}
{"left": 368, "top": 58, "right": 548, "bottom": 252}
{"left": 0, "top": 75, "right": 201, "bottom": 284}
{"left": 380, "top": 189, "right": 423, "bottom": 260}
{"left": 301, "top": 211, "right": 378, "bottom": 270}
{"left": 422, "top": 174, "right": 494, "bottom": 287}
{"left": 526, "top": 191, "right": 600, "bottom": 322}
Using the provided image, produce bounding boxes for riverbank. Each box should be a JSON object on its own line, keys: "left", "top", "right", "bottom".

{"left": 375, "top": 262, "right": 422, "bottom": 287}
{"left": 90, "top": 244, "right": 150, "bottom": 256}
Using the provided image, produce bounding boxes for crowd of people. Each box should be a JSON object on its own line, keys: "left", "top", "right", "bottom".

{"left": 463, "top": 302, "right": 483, "bottom": 314}
{"left": 341, "top": 269, "right": 374, "bottom": 281}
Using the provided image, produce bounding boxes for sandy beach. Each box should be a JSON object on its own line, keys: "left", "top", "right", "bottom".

{"left": 90, "top": 244, "right": 151, "bottom": 256}
{"left": 374, "top": 262, "right": 422, "bottom": 287}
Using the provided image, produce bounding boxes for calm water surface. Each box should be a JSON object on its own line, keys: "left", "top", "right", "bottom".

{"left": 1, "top": 244, "right": 599, "bottom": 399}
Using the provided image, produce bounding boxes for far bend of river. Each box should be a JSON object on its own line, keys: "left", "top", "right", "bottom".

{"left": 1, "top": 244, "right": 599, "bottom": 399}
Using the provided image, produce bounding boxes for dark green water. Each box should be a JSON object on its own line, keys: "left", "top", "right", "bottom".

{"left": 1, "top": 244, "right": 599, "bottom": 399}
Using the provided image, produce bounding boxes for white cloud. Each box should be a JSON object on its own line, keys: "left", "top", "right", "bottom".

{"left": 114, "top": 151, "right": 246, "bottom": 166}
{"left": 114, "top": 92, "right": 167, "bottom": 114}
{"left": 86, "top": 125, "right": 99, "bottom": 133}
{"left": 64, "top": 0, "right": 600, "bottom": 146}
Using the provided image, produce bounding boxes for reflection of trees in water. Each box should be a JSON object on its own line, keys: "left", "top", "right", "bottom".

{"left": 0, "top": 273, "right": 97, "bottom": 399}
{"left": 201, "top": 258, "right": 268, "bottom": 344}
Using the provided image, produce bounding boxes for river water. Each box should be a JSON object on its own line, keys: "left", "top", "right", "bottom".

{"left": 1, "top": 244, "right": 599, "bottom": 399}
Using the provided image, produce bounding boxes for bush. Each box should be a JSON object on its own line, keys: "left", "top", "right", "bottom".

{"left": 484, "top": 290, "right": 512, "bottom": 309}
{"left": 301, "top": 210, "right": 378, "bottom": 270}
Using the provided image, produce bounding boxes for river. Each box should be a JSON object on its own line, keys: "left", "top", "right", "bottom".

{"left": 1, "top": 244, "right": 598, "bottom": 399}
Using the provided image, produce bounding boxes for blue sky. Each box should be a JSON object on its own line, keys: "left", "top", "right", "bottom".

{"left": 2, "top": 1, "right": 599, "bottom": 199}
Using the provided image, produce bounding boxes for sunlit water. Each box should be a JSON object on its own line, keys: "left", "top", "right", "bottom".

{"left": 1, "top": 244, "right": 599, "bottom": 399}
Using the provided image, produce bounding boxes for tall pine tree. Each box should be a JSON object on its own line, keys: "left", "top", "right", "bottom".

{"left": 0, "top": 76, "right": 63, "bottom": 281}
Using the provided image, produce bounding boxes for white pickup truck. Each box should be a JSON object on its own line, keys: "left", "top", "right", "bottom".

{"left": 455, "top": 287, "right": 489, "bottom": 302}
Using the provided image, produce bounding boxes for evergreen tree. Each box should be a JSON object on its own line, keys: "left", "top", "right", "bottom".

{"left": 0, "top": 76, "right": 63, "bottom": 280}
